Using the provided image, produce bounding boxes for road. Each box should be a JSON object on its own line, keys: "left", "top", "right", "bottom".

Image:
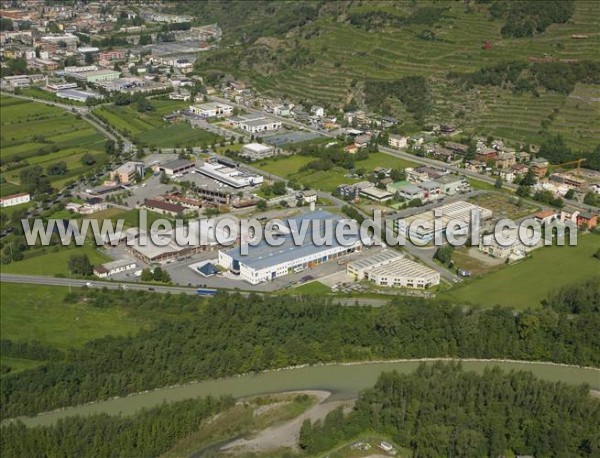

{"left": 0, "top": 274, "right": 389, "bottom": 306}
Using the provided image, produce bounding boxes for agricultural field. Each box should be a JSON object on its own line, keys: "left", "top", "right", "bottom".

{"left": 0, "top": 95, "right": 106, "bottom": 195}
{"left": 446, "top": 233, "right": 600, "bottom": 310}
{"left": 1, "top": 245, "right": 110, "bottom": 276}
{"left": 469, "top": 193, "right": 540, "bottom": 220}
{"left": 208, "top": 1, "right": 600, "bottom": 150}
{"left": 254, "top": 152, "right": 417, "bottom": 192}
{"left": 93, "top": 99, "right": 221, "bottom": 148}
{"left": 0, "top": 283, "right": 143, "bottom": 351}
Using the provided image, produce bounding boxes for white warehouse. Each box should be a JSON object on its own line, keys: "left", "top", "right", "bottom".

{"left": 218, "top": 211, "right": 363, "bottom": 284}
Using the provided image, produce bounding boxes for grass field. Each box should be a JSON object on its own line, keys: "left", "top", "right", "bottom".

{"left": 446, "top": 233, "right": 600, "bottom": 309}
{"left": 93, "top": 99, "right": 221, "bottom": 148}
{"left": 254, "top": 152, "right": 418, "bottom": 192}
{"left": 1, "top": 245, "right": 110, "bottom": 276}
{"left": 0, "top": 283, "right": 143, "bottom": 350}
{"left": 469, "top": 193, "right": 539, "bottom": 220}
{"left": 208, "top": 1, "right": 600, "bottom": 150}
{"left": 0, "top": 95, "right": 106, "bottom": 195}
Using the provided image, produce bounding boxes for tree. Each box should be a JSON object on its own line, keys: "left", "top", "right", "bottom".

{"left": 138, "top": 34, "right": 152, "bottom": 45}
{"left": 583, "top": 192, "right": 598, "bottom": 207}
{"left": 516, "top": 185, "right": 530, "bottom": 197}
{"left": 564, "top": 189, "right": 575, "bottom": 200}
{"left": 256, "top": 200, "right": 267, "bottom": 211}
{"left": 464, "top": 141, "right": 477, "bottom": 161}
{"left": 46, "top": 161, "right": 68, "bottom": 176}
{"left": 271, "top": 181, "right": 287, "bottom": 196}
{"left": 494, "top": 176, "right": 503, "bottom": 188}
{"left": 159, "top": 172, "right": 170, "bottom": 184}
{"left": 136, "top": 98, "right": 154, "bottom": 113}
{"left": 390, "top": 168, "right": 406, "bottom": 182}
{"left": 520, "top": 169, "right": 537, "bottom": 186}
{"left": 80, "top": 153, "right": 96, "bottom": 166}
{"left": 19, "top": 166, "right": 52, "bottom": 195}
{"left": 435, "top": 245, "right": 454, "bottom": 266}
{"left": 408, "top": 198, "right": 422, "bottom": 207}
{"left": 0, "top": 18, "right": 13, "bottom": 31}
{"left": 68, "top": 254, "right": 93, "bottom": 276}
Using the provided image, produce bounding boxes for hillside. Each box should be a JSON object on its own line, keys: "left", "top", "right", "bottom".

{"left": 187, "top": 0, "right": 600, "bottom": 150}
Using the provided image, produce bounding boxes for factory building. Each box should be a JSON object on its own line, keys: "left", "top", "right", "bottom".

{"left": 367, "top": 258, "right": 440, "bottom": 288}
{"left": 396, "top": 200, "right": 492, "bottom": 243}
{"left": 218, "top": 211, "right": 363, "bottom": 284}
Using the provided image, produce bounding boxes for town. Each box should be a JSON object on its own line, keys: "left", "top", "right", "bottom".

{"left": 1, "top": 1, "right": 599, "bottom": 457}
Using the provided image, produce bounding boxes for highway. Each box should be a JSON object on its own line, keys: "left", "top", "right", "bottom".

{"left": 0, "top": 274, "right": 390, "bottom": 307}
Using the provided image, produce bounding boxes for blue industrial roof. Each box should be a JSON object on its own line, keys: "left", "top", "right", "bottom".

{"left": 225, "top": 211, "right": 360, "bottom": 270}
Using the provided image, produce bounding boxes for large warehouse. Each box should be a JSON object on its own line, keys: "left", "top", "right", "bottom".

{"left": 396, "top": 200, "right": 492, "bottom": 243}
{"left": 218, "top": 211, "right": 362, "bottom": 284}
{"left": 367, "top": 258, "right": 440, "bottom": 288}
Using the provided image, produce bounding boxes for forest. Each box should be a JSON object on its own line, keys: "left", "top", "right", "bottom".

{"left": 364, "top": 76, "right": 431, "bottom": 125}
{"left": 1, "top": 396, "right": 234, "bottom": 457}
{"left": 299, "top": 363, "right": 600, "bottom": 456}
{"left": 449, "top": 61, "right": 600, "bottom": 96}
{"left": 1, "top": 277, "right": 598, "bottom": 420}
{"left": 488, "top": 0, "right": 575, "bottom": 37}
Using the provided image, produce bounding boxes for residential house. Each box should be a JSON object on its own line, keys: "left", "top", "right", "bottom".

{"left": 496, "top": 152, "right": 516, "bottom": 169}
{"left": 445, "top": 142, "right": 469, "bottom": 155}
{"left": 577, "top": 212, "right": 598, "bottom": 229}
{"left": 336, "top": 184, "right": 360, "bottom": 201}
{"left": 531, "top": 157, "right": 549, "bottom": 178}
{"left": 388, "top": 134, "right": 407, "bottom": 149}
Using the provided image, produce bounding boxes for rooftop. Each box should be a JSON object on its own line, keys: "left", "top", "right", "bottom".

{"left": 225, "top": 211, "right": 361, "bottom": 270}
{"left": 347, "top": 250, "right": 403, "bottom": 271}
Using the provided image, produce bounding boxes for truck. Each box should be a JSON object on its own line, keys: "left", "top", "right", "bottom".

{"left": 197, "top": 288, "right": 218, "bottom": 297}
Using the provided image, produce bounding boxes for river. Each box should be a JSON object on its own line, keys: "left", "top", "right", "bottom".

{"left": 16, "top": 359, "right": 600, "bottom": 427}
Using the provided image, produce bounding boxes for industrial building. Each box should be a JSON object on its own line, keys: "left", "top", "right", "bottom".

{"left": 218, "top": 211, "right": 362, "bottom": 284}
{"left": 159, "top": 159, "right": 196, "bottom": 176}
{"left": 196, "top": 159, "right": 264, "bottom": 188}
{"left": 346, "top": 250, "right": 404, "bottom": 280}
{"left": 367, "top": 258, "right": 440, "bottom": 288}
{"left": 189, "top": 102, "right": 233, "bottom": 117}
{"left": 0, "top": 192, "right": 30, "bottom": 208}
{"left": 397, "top": 200, "right": 493, "bottom": 243}
{"left": 93, "top": 258, "right": 138, "bottom": 278}
{"left": 230, "top": 112, "right": 282, "bottom": 133}
{"left": 56, "top": 89, "right": 101, "bottom": 102}
{"left": 110, "top": 161, "right": 145, "bottom": 185}
{"left": 239, "top": 143, "right": 276, "bottom": 161}
{"left": 129, "top": 219, "right": 237, "bottom": 264}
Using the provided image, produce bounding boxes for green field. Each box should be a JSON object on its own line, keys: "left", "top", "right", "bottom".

{"left": 93, "top": 99, "right": 221, "bottom": 148}
{"left": 446, "top": 233, "right": 600, "bottom": 309}
{"left": 0, "top": 283, "right": 143, "bottom": 351}
{"left": 204, "top": 1, "right": 600, "bottom": 150}
{"left": 0, "top": 95, "right": 106, "bottom": 194}
{"left": 1, "top": 245, "right": 110, "bottom": 276}
{"left": 255, "top": 152, "right": 418, "bottom": 192}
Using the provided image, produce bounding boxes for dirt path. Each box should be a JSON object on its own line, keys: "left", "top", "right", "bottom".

{"left": 221, "top": 390, "right": 352, "bottom": 454}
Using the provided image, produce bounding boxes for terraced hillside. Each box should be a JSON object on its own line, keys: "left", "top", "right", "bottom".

{"left": 195, "top": 0, "right": 600, "bottom": 149}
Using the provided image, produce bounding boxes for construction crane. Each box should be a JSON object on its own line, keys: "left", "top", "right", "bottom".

{"left": 548, "top": 158, "right": 586, "bottom": 176}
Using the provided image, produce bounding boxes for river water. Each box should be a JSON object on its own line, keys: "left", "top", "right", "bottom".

{"left": 17, "top": 359, "right": 600, "bottom": 427}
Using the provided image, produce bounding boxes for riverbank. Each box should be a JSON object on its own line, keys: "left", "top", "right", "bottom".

{"left": 10, "top": 358, "right": 600, "bottom": 427}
